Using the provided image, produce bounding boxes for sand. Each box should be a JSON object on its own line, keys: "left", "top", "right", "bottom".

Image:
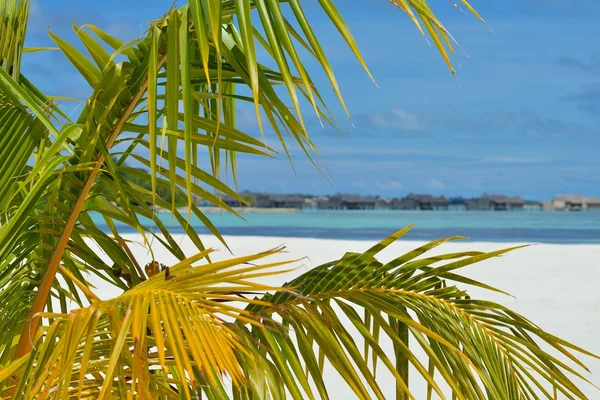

{"left": 89, "top": 234, "right": 600, "bottom": 398}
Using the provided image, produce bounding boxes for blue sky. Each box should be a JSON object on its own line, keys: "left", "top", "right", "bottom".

{"left": 22, "top": 0, "right": 600, "bottom": 199}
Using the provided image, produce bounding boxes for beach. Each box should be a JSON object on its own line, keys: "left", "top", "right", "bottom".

{"left": 89, "top": 233, "right": 600, "bottom": 398}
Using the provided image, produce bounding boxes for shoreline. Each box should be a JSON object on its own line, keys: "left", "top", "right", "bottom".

{"left": 198, "top": 207, "right": 302, "bottom": 213}
{"left": 152, "top": 206, "right": 600, "bottom": 214}
{"left": 154, "top": 207, "right": 303, "bottom": 214}
{"left": 121, "top": 233, "right": 600, "bottom": 251}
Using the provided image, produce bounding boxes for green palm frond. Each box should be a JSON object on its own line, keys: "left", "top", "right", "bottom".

{"left": 1, "top": 0, "right": 597, "bottom": 399}
{"left": 241, "top": 228, "right": 598, "bottom": 399}
{"left": 0, "top": 0, "right": 29, "bottom": 79}
{"left": 1, "top": 230, "right": 597, "bottom": 399}
{"left": 0, "top": 0, "right": 485, "bottom": 360}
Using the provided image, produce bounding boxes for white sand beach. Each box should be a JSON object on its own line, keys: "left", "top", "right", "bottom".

{"left": 91, "top": 234, "right": 600, "bottom": 398}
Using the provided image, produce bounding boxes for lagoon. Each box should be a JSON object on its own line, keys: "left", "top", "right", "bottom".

{"left": 92, "top": 209, "right": 600, "bottom": 244}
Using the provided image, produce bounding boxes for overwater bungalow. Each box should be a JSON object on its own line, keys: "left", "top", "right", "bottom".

{"left": 465, "top": 194, "right": 525, "bottom": 211}
{"left": 246, "top": 192, "right": 306, "bottom": 209}
{"left": 376, "top": 197, "right": 392, "bottom": 209}
{"left": 313, "top": 196, "right": 333, "bottom": 210}
{"left": 588, "top": 198, "right": 600, "bottom": 210}
{"left": 544, "top": 195, "right": 600, "bottom": 211}
{"left": 391, "top": 194, "right": 449, "bottom": 210}
{"left": 220, "top": 194, "right": 246, "bottom": 208}
{"left": 328, "top": 194, "right": 377, "bottom": 210}
{"left": 390, "top": 197, "right": 416, "bottom": 210}
{"left": 268, "top": 195, "right": 306, "bottom": 209}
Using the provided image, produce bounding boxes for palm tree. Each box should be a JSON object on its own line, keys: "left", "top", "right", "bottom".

{"left": 0, "top": 0, "right": 597, "bottom": 398}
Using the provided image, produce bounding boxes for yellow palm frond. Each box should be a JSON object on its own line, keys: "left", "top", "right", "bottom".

{"left": 2, "top": 248, "right": 297, "bottom": 399}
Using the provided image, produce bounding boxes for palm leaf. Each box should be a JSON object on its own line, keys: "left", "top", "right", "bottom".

{"left": 2, "top": 1, "right": 596, "bottom": 399}
{"left": 1, "top": 232, "right": 597, "bottom": 399}
{"left": 1, "top": 248, "right": 298, "bottom": 399}
{"left": 242, "top": 228, "right": 598, "bottom": 399}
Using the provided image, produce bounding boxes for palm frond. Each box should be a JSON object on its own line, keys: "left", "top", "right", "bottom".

{"left": 1, "top": 0, "right": 483, "bottom": 360}
{"left": 3, "top": 1, "right": 596, "bottom": 399}
{"left": 242, "top": 227, "right": 598, "bottom": 399}
{"left": 0, "top": 0, "right": 29, "bottom": 79}
{"left": 0, "top": 248, "right": 297, "bottom": 399}
{"left": 1, "top": 230, "right": 597, "bottom": 399}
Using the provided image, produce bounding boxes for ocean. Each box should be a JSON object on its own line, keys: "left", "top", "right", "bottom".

{"left": 96, "top": 209, "right": 600, "bottom": 244}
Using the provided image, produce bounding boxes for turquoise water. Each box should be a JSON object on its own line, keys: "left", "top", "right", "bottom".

{"left": 96, "top": 209, "right": 600, "bottom": 244}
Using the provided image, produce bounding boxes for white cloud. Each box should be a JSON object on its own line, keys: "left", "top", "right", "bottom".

{"left": 482, "top": 156, "right": 548, "bottom": 164}
{"left": 430, "top": 179, "right": 446, "bottom": 189}
{"left": 317, "top": 146, "right": 439, "bottom": 157}
{"left": 370, "top": 108, "right": 426, "bottom": 132}
{"left": 374, "top": 179, "right": 403, "bottom": 190}
{"left": 235, "top": 106, "right": 261, "bottom": 131}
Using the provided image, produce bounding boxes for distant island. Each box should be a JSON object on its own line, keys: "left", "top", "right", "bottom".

{"left": 121, "top": 165, "right": 600, "bottom": 213}
{"left": 196, "top": 192, "right": 600, "bottom": 212}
